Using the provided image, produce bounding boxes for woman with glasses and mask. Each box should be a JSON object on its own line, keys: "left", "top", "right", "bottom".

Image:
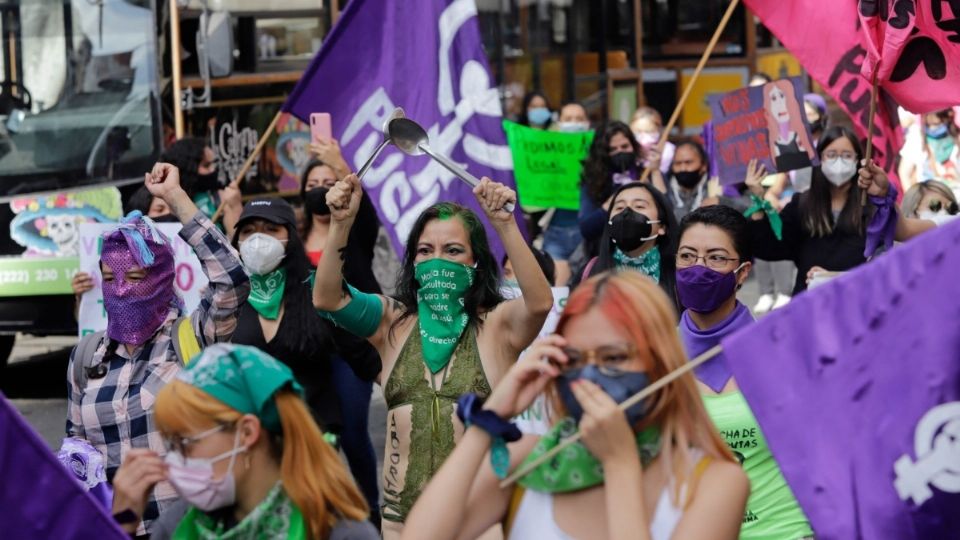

{"left": 745, "top": 126, "right": 934, "bottom": 294}
{"left": 580, "top": 182, "right": 679, "bottom": 311}
{"left": 313, "top": 174, "right": 553, "bottom": 537}
{"left": 401, "top": 271, "right": 749, "bottom": 540}
{"left": 119, "top": 344, "right": 378, "bottom": 539}
{"left": 675, "top": 206, "right": 813, "bottom": 540}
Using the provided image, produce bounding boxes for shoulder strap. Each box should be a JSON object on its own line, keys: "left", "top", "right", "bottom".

{"left": 172, "top": 315, "right": 202, "bottom": 366}
{"left": 72, "top": 331, "right": 106, "bottom": 390}
{"left": 503, "top": 485, "right": 526, "bottom": 535}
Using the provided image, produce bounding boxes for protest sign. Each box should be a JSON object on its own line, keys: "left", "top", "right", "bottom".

{"left": 502, "top": 120, "right": 593, "bottom": 210}
{"left": 709, "top": 77, "right": 819, "bottom": 186}
{"left": 77, "top": 223, "right": 208, "bottom": 337}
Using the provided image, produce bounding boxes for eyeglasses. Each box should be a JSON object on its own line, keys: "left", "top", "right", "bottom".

{"left": 676, "top": 252, "right": 740, "bottom": 270}
{"left": 822, "top": 150, "right": 857, "bottom": 161}
{"left": 164, "top": 424, "right": 227, "bottom": 457}
{"left": 555, "top": 344, "right": 638, "bottom": 376}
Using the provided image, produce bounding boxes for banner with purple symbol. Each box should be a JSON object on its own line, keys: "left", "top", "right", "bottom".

{"left": 284, "top": 0, "right": 519, "bottom": 257}
{"left": 723, "top": 219, "right": 960, "bottom": 538}
{"left": 709, "top": 77, "right": 818, "bottom": 186}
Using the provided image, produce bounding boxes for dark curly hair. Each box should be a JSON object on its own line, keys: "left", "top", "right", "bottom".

{"left": 160, "top": 137, "right": 208, "bottom": 197}
{"left": 582, "top": 121, "right": 641, "bottom": 205}
{"left": 391, "top": 202, "right": 504, "bottom": 341}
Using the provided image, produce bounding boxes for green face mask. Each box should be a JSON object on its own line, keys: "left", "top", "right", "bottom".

{"left": 415, "top": 257, "right": 475, "bottom": 373}
{"left": 249, "top": 268, "right": 286, "bottom": 320}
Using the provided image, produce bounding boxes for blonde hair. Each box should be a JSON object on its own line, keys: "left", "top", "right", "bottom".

{"left": 901, "top": 180, "right": 957, "bottom": 218}
{"left": 155, "top": 382, "right": 369, "bottom": 539}
{"left": 550, "top": 270, "right": 734, "bottom": 506}
{"left": 631, "top": 106, "right": 663, "bottom": 128}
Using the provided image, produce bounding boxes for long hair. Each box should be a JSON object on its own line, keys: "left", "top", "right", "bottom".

{"left": 901, "top": 179, "right": 959, "bottom": 218}
{"left": 155, "top": 382, "right": 369, "bottom": 539}
{"left": 298, "top": 159, "right": 330, "bottom": 239}
{"left": 392, "top": 202, "right": 504, "bottom": 340}
{"left": 590, "top": 182, "right": 678, "bottom": 306}
{"left": 799, "top": 126, "right": 870, "bottom": 237}
{"left": 160, "top": 137, "right": 208, "bottom": 197}
{"left": 518, "top": 90, "right": 551, "bottom": 126}
{"left": 762, "top": 80, "right": 816, "bottom": 162}
{"left": 549, "top": 271, "right": 735, "bottom": 506}
{"left": 232, "top": 220, "right": 332, "bottom": 358}
{"left": 582, "top": 121, "right": 641, "bottom": 205}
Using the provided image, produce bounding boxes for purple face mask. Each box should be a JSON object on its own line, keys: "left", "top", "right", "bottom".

{"left": 676, "top": 263, "right": 743, "bottom": 314}
{"left": 100, "top": 213, "right": 176, "bottom": 346}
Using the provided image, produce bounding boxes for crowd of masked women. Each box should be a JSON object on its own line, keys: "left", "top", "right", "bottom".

{"left": 57, "top": 93, "right": 953, "bottom": 540}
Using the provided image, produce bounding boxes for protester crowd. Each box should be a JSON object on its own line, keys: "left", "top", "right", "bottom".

{"left": 46, "top": 69, "right": 956, "bottom": 540}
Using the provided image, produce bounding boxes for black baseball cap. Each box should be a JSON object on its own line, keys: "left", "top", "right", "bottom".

{"left": 236, "top": 197, "right": 297, "bottom": 230}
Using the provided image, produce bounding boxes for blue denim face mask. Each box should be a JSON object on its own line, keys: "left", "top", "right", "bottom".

{"left": 556, "top": 365, "right": 651, "bottom": 426}
{"left": 527, "top": 107, "right": 552, "bottom": 126}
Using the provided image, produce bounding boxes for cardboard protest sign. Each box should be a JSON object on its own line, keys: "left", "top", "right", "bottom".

{"left": 709, "top": 77, "right": 819, "bottom": 186}
{"left": 502, "top": 121, "right": 593, "bottom": 210}
{"left": 77, "top": 223, "right": 208, "bottom": 336}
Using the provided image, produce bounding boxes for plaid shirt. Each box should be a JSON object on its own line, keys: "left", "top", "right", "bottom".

{"left": 66, "top": 212, "right": 249, "bottom": 534}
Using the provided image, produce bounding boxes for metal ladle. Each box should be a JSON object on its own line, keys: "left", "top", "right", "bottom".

{"left": 356, "top": 107, "right": 406, "bottom": 180}
{"left": 388, "top": 117, "right": 516, "bottom": 213}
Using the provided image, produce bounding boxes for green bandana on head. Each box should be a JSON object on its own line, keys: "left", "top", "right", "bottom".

{"left": 415, "top": 257, "right": 475, "bottom": 374}
{"left": 518, "top": 418, "right": 661, "bottom": 493}
{"left": 177, "top": 344, "right": 303, "bottom": 433}
{"left": 613, "top": 246, "right": 661, "bottom": 283}
{"left": 249, "top": 268, "right": 286, "bottom": 320}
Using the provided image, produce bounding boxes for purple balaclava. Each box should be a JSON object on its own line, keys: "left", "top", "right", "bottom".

{"left": 100, "top": 211, "right": 176, "bottom": 346}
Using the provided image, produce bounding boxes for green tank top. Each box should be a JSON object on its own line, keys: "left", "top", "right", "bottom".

{"left": 702, "top": 391, "right": 813, "bottom": 540}
{"left": 381, "top": 322, "right": 491, "bottom": 523}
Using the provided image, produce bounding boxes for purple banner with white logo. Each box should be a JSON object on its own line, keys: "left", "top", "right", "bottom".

{"left": 284, "top": 0, "right": 520, "bottom": 258}
{"left": 0, "top": 393, "right": 126, "bottom": 539}
{"left": 723, "top": 220, "right": 960, "bottom": 539}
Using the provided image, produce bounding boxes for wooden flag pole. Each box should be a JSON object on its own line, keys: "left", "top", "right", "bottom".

{"left": 861, "top": 71, "right": 880, "bottom": 207}
{"left": 498, "top": 344, "right": 725, "bottom": 489}
{"left": 211, "top": 110, "right": 284, "bottom": 223}
{"left": 640, "top": 0, "right": 741, "bottom": 183}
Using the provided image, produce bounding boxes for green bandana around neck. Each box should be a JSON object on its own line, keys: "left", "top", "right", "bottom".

{"left": 249, "top": 268, "right": 286, "bottom": 320}
{"left": 518, "top": 418, "right": 661, "bottom": 493}
{"left": 613, "top": 246, "right": 661, "bottom": 283}
{"left": 172, "top": 482, "right": 306, "bottom": 540}
{"left": 414, "top": 257, "right": 475, "bottom": 374}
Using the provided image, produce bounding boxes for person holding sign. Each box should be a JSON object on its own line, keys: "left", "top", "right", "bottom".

{"left": 400, "top": 271, "right": 748, "bottom": 540}
{"left": 674, "top": 205, "right": 813, "bottom": 539}
{"left": 744, "top": 126, "right": 934, "bottom": 294}
{"left": 313, "top": 174, "right": 553, "bottom": 537}
{"left": 66, "top": 163, "right": 250, "bottom": 535}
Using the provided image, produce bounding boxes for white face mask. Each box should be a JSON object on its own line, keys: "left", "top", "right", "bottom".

{"left": 821, "top": 157, "right": 857, "bottom": 186}
{"left": 165, "top": 429, "right": 246, "bottom": 512}
{"left": 557, "top": 121, "right": 590, "bottom": 133}
{"left": 239, "top": 233, "right": 286, "bottom": 275}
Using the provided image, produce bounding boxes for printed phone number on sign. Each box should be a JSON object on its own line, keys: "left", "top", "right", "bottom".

{"left": 0, "top": 267, "right": 76, "bottom": 285}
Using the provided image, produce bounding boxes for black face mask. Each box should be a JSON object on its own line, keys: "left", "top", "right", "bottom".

{"left": 673, "top": 171, "right": 703, "bottom": 189}
{"left": 607, "top": 208, "right": 659, "bottom": 252}
{"left": 608, "top": 152, "right": 636, "bottom": 174}
{"left": 152, "top": 214, "right": 179, "bottom": 223}
{"left": 809, "top": 117, "right": 825, "bottom": 134}
{"left": 305, "top": 187, "right": 331, "bottom": 216}
{"left": 194, "top": 170, "right": 221, "bottom": 192}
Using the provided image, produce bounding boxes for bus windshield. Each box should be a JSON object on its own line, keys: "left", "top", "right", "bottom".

{"left": 0, "top": 0, "right": 160, "bottom": 198}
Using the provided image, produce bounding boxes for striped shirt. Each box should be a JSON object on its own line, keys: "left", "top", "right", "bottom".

{"left": 65, "top": 212, "right": 249, "bottom": 534}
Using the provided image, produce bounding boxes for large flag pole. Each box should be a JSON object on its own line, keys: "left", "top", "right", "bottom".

{"left": 640, "top": 0, "right": 741, "bottom": 183}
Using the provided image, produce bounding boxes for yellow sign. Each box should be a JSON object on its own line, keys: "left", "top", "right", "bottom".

{"left": 679, "top": 68, "right": 748, "bottom": 135}
{"left": 757, "top": 50, "right": 804, "bottom": 80}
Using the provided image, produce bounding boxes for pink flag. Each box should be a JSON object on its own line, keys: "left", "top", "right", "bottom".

{"left": 744, "top": 0, "right": 905, "bottom": 188}
{"left": 858, "top": 0, "right": 960, "bottom": 113}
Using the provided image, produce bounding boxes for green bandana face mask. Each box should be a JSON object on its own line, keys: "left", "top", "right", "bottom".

{"left": 928, "top": 135, "right": 956, "bottom": 164}
{"left": 415, "top": 257, "right": 475, "bottom": 373}
{"left": 249, "top": 268, "right": 286, "bottom": 320}
{"left": 518, "top": 418, "right": 660, "bottom": 493}
{"left": 613, "top": 246, "right": 661, "bottom": 283}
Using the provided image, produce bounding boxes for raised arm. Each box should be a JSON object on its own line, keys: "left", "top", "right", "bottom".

{"left": 474, "top": 178, "right": 552, "bottom": 356}
{"left": 857, "top": 160, "right": 937, "bottom": 243}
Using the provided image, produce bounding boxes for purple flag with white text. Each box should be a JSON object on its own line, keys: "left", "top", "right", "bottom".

{"left": 722, "top": 220, "right": 960, "bottom": 539}
{"left": 0, "top": 393, "right": 126, "bottom": 539}
{"left": 284, "top": 0, "right": 519, "bottom": 257}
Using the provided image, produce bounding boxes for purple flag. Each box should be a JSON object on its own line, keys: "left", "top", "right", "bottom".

{"left": 0, "top": 393, "right": 126, "bottom": 539}
{"left": 722, "top": 221, "right": 960, "bottom": 539}
{"left": 284, "top": 0, "right": 520, "bottom": 257}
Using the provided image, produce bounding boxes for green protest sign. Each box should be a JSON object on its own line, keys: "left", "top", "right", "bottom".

{"left": 502, "top": 120, "right": 593, "bottom": 210}
{"left": 0, "top": 257, "right": 78, "bottom": 296}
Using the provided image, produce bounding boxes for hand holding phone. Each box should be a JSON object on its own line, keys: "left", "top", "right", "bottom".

{"left": 310, "top": 113, "right": 332, "bottom": 143}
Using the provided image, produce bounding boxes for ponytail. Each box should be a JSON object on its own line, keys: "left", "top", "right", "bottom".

{"left": 275, "top": 391, "right": 369, "bottom": 539}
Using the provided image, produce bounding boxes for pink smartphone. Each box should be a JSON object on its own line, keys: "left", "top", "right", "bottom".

{"left": 310, "top": 113, "right": 332, "bottom": 143}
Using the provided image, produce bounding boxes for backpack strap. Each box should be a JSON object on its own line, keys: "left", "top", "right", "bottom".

{"left": 72, "top": 331, "right": 106, "bottom": 390}
{"left": 503, "top": 485, "right": 526, "bottom": 535}
{"left": 172, "top": 315, "right": 202, "bottom": 366}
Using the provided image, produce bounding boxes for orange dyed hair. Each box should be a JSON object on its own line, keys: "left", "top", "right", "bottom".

{"left": 553, "top": 270, "right": 735, "bottom": 506}
{"left": 154, "top": 381, "right": 368, "bottom": 539}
